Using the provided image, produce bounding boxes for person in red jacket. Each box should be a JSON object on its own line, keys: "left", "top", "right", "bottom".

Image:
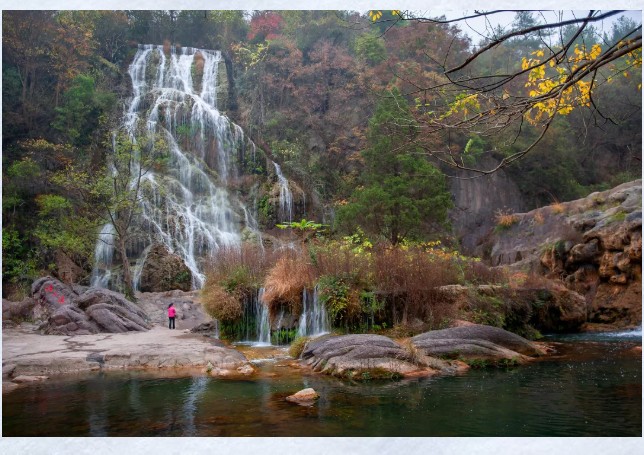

{"left": 168, "top": 303, "right": 176, "bottom": 329}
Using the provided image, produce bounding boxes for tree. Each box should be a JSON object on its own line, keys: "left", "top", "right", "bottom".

{"left": 53, "top": 74, "right": 116, "bottom": 146}
{"left": 337, "top": 88, "right": 452, "bottom": 245}
{"left": 53, "top": 131, "right": 169, "bottom": 299}
{"left": 368, "top": 10, "right": 642, "bottom": 175}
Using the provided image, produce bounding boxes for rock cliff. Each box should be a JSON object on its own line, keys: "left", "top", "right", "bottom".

{"left": 477, "top": 180, "right": 641, "bottom": 328}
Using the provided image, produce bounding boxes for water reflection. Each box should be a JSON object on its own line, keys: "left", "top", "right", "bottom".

{"left": 3, "top": 339, "right": 641, "bottom": 437}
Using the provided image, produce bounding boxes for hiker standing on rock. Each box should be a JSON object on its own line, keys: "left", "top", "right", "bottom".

{"left": 168, "top": 303, "right": 176, "bottom": 329}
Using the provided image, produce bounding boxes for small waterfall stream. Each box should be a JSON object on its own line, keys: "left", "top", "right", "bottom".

{"left": 273, "top": 161, "right": 293, "bottom": 223}
{"left": 297, "top": 286, "right": 330, "bottom": 337}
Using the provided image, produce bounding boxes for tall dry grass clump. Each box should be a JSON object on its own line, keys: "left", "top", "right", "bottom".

{"left": 201, "top": 282, "right": 243, "bottom": 322}
{"left": 372, "top": 245, "right": 460, "bottom": 326}
{"left": 201, "top": 244, "right": 279, "bottom": 322}
{"left": 495, "top": 209, "right": 520, "bottom": 229}
{"left": 262, "top": 252, "right": 315, "bottom": 317}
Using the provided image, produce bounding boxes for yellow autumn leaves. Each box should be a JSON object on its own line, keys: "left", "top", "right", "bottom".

{"left": 368, "top": 10, "right": 401, "bottom": 21}
{"left": 522, "top": 42, "right": 641, "bottom": 124}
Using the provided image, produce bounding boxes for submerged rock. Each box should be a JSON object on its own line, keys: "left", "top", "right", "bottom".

{"left": 286, "top": 388, "right": 319, "bottom": 405}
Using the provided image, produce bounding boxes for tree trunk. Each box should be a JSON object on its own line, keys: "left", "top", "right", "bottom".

{"left": 117, "top": 235, "right": 135, "bottom": 301}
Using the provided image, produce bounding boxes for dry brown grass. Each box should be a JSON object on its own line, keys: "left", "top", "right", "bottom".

{"left": 550, "top": 202, "right": 565, "bottom": 215}
{"left": 463, "top": 261, "right": 508, "bottom": 285}
{"left": 262, "top": 253, "right": 315, "bottom": 317}
{"left": 372, "top": 245, "right": 460, "bottom": 326}
{"left": 533, "top": 210, "right": 545, "bottom": 225}
{"left": 495, "top": 209, "right": 520, "bottom": 228}
{"left": 201, "top": 283, "right": 243, "bottom": 322}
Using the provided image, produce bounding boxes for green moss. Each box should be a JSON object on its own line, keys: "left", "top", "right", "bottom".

{"left": 610, "top": 210, "right": 627, "bottom": 223}
{"left": 289, "top": 336, "right": 310, "bottom": 358}
{"left": 337, "top": 367, "right": 403, "bottom": 381}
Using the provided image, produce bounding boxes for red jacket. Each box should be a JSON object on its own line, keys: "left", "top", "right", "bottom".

{"left": 168, "top": 307, "right": 176, "bottom": 318}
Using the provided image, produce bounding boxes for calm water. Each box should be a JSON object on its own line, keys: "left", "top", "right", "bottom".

{"left": 3, "top": 334, "right": 641, "bottom": 436}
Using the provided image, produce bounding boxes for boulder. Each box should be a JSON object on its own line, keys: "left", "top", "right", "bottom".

{"left": 137, "top": 290, "right": 210, "bottom": 330}
{"left": 2, "top": 298, "right": 36, "bottom": 322}
{"left": 139, "top": 244, "right": 192, "bottom": 292}
{"left": 76, "top": 288, "right": 151, "bottom": 333}
{"left": 286, "top": 388, "right": 319, "bottom": 405}
{"left": 32, "top": 277, "right": 152, "bottom": 335}
{"left": 412, "top": 324, "right": 543, "bottom": 359}
{"left": 40, "top": 304, "right": 100, "bottom": 335}
{"left": 31, "top": 276, "right": 79, "bottom": 321}
{"left": 300, "top": 334, "right": 437, "bottom": 378}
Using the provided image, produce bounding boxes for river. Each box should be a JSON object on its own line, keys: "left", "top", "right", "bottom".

{"left": 3, "top": 330, "right": 641, "bottom": 436}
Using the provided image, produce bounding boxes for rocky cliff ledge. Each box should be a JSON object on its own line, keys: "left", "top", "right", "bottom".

{"left": 476, "top": 180, "right": 641, "bottom": 328}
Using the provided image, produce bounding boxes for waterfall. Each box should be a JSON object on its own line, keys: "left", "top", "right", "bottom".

{"left": 92, "top": 44, "right": 265, "bottom": 290}
{"left": 297, "top": 286, "right": 330, "bottom": 337}
{"left": 90, "top": 223, "right": 116, "bottom": 287}
{"left": 273, "top": 161, "right": 293, "bottom": 223}
{"left": 255, "top": 288, "right": 271, "bottom": 346}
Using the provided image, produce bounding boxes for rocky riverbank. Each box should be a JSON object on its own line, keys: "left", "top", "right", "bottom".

{"left": 2, "top": 323, "right": 253, "bottom": 394}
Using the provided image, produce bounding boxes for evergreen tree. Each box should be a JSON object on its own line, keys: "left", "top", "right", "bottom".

{"left": 337, "top": 88, "right": 452, "bottom": 245}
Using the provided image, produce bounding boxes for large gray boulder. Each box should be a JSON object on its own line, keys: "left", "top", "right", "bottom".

{"left": 32, "top": 277, "right": 151, "bottom": 335}
{"left": 300, "top": 334, "right": 442, "bottom": 378}
{"left": 139, "top": 243, "right": 192, "bottom": 292}
{"left": 76, "top": 288, "right": 151, "bottom": 333}
{"left": 411, "top": 324, "right": 543, "bottom": 360}
{"left": 41, "top": 305, "right": 100, "bottom": 335}
{"left": 31, "top": 276, "right": 80, "bottom": 321}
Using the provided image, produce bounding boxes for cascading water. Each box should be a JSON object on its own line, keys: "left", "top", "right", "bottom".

{"left": 90, "top": 223, "right": 116, "bottom": 287}
{"left": 91, "top": 44, "right": 263, "bottom": 290}
{"left": 273, "top": 161, "right": 293, "bottom": 223}
{"left": 297, "top": 286, "right": 330, "bottom": 337}
{"left": 255, "top": 288, "right": 271, "bottom": 346}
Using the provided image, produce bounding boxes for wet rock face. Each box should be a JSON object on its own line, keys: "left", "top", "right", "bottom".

{"left": 30, "top": 277, "right": 152, "bottom": 335}
{"left": 139, "top": 243, "right": 193, "bottom": 292}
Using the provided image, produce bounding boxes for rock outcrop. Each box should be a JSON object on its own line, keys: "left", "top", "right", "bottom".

{"left": 138, "top": 243, "right": 193, "bottom": 292}
{"left": 137, "top": 289, "right": 211, "bottom": 330}
{"left": 411, "top": 324, "right": 544, "bottom": 360}
{"left": 298, "top": 325, "right": 541, "bottom": 379}
{"left": 28, "top": 277, "right": 152, "bottom": 335}
{"left": 438, "top": 283, "right": 587, "bottom": 336}
{"left": 475, "top": 180, "right": 642, "bottom": 328}
{"left": 301, "top": 334, "right": 427, "bottom": 378}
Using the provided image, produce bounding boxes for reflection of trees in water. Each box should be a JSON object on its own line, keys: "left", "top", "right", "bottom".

{"left": 86, "top": 376, "right": 109, "bottom": 436}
